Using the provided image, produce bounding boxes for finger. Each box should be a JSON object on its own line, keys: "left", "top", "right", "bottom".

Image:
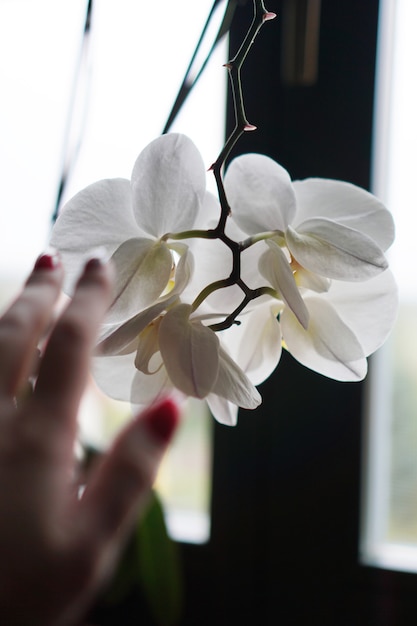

{"left": 78, "top": 398, "right": 179, "bottom": 548}
{"left": 0, "top": 252, "right": 63, "bottom": 397}
{"left": 31, "top": 258, "right": 113, "bottom": 445}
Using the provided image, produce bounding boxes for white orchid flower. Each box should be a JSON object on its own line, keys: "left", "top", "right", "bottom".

{"left": 51, "top": 133, "right": 208, "bottom": 323}
{"left": 224, "top": 153, "right": 394, "bottom": 319}
{"left": 220, "top": 153, "right": 398, "bottom": 381}
{"left": 93, "top": 300, "right": 261, "bottom": 426}
{"left": 280, "top": 268, "right": 398, "bottom": 380}
{"left": 50, "top": 138, "right": 398, "bottom": 425}
{"left": 50, "top": 133, "right": 262, "bottom": 425}
{"left": 224, "top": 153, "right": 394, "bottom": 268}
{"left": 221, "top": 267, "right": 397, "bottom": 383}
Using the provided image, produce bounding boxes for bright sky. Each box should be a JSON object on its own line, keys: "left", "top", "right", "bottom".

{"left": 0, "top": 0, "right": 226, "bottom": 299}
{"left": 373, "top": 0, "right": 417, "bottom": 302}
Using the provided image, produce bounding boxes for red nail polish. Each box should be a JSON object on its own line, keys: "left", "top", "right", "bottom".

{"left": 34, "top": 252, "right": 60, "bottom": 270}
{"left": 143, "top": 398, "right": 179, "bottom": 444}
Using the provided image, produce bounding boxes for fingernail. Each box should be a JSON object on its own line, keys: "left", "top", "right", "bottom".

{"left": 34, "top": 250, "right": 60, "bottom": 270}
{"left": 85, "top": 247, "right": 109, "bottom": 272}
{"left": 85, "top": 257, "right": 104, "bottom": 272}
{"left": 142, "top": 398, "right": 180, "bottom": 444}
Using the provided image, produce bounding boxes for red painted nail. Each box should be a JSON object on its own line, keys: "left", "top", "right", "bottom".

{"left": 34, "top": 252, "right": 60, "bottom": 270}
{"left": 143, "top": 398, "right": 180, "bottom": 444}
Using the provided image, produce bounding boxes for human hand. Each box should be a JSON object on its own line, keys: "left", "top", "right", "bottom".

{"left": 0, "top": 253, "right": 179, "bottom": 626}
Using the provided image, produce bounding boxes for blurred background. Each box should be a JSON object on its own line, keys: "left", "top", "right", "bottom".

{"left": 2, "top": 0, "right": 417, "bottom": 624}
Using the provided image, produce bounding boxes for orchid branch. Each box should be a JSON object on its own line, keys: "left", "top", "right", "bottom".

{"left": 211, "top": 1, "right": 276, "bottom": 177}
{"left": 208, "top": 285, "right": 277, "bottom": 332}
{"left": 165, "top": 1, "right": 276, "bottom": 331}
{"left": 197, "top": 1, "right": 276, "bottom": 329}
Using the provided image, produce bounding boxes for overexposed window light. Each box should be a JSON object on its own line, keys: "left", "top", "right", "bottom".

{"left": 0, "top": 0, "right": 226, "bottom": 281}
{"left": 361, "top": 0, "right": 417, "bottom": 572}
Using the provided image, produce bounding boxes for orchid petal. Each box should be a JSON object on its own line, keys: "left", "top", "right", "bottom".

{"left": 134, "top": 319, "right": 163, "bottom": 374}
{"left": 99, "top": 302, "right": 170, "bottom": 356}
{"left": 240, "top": 307, "right": 282, "bottom": 384}
{"left": 224, "top": 153, "right": 296, "bottom": 234}
{"left": 226, "top": 303, "right": 283, "bottom": 385}
{"left": 293, "top": 178, "right": 395, "bottom": 251}
{"left": 98, "top": 299, "right": 172, "bottom": 357}
{"left": 96, "top": 335, "right": 177, "bottom": 411}
{"left": 96, "top": 328, "right": 138, "bottom": 356}
{"left": 92, "top": 352, "right": 136, "bottom": 401}
{"left": 159, "top": 304, "right": 220, "bottom": 399}
{"left": 321, "top": 269, "right": 398, "bottom": 355}
{"left": 212, "top": 347, "right": 262, "bottom": 409}
{"left": 99, "top": 287, "right": 183, "bottom": 356}
{"left": 206, "top": 394, "right": 239, "bottom": 426}
{"left": 98, "top": 249, "right": 194, "bottom": 355}
{"left": 192, "top": 190, "right": 222, "bottom": 230}
{"left": 130, "top": 367, "right": 173, "bottom": 405}
{"left": 169, "top": 246, "right": 195, "bottom": 293}
{"left": 240, "top": 240, "right": 271, "bottom": 290}
{"left": 259, "top": 241, "right": 309, "bottom": 329}
{"left": 281, "top": 297, "right": 367, "bottom": 381}
{"left": 131, "top": 133, "right": 206, "bottom": 237}
{"left": 294, "top": 266, "right": 331, "bottom": 293}
{"left": 51, "top": 178, "right": 137, "bottom": 293}
{"left": 286, "top": 220, "right": 388, "bottom": 281}
{"left": 106, "top": 239, "right": 172, "bottom": 323}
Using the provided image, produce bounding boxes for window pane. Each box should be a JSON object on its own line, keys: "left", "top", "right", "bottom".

{"left": 0, "top": 0, "right": 227, "bottom": 544}
{"left": 361, "top": 0, "right": 417, "bottom": 572}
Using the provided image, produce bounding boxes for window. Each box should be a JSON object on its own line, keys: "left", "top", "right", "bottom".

{"left": 0, "top": 0, "right": 228, "bottom": 544}
{"left": 362, "top": 0, "right": 417, "bottom": 573}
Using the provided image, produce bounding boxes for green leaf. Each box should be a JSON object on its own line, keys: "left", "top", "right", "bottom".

{"left": 135, "top": 491, "right": 184, "bottom": 626}
{"left": 98, "top": 490, "right": 184, "bottom": 625}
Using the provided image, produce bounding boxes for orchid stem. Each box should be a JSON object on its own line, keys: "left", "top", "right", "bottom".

{"left": 163, "top": 229, "right": 218, "bottom": 242}
{"left": 208, "top": 286, "right": 278, "bottom": 332}
{"left": 177, "top": 1, "right": 276, "bottom": 331}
